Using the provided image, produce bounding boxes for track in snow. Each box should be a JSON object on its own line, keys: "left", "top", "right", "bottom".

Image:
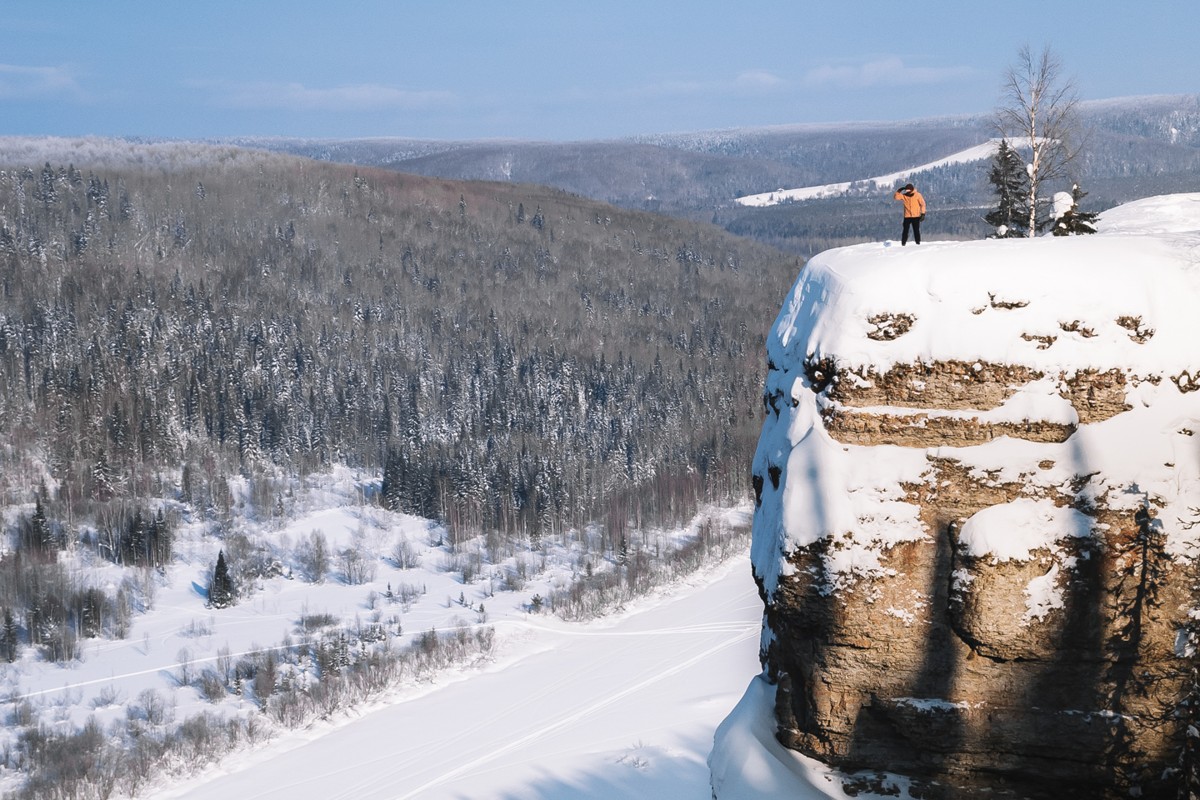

{"left": 152, "top": 556, "right": 763, "bottom": 800}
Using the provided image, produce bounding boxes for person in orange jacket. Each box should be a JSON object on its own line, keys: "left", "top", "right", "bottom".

{"left": 893, "top": 183, "right": 926, "bottom": 245}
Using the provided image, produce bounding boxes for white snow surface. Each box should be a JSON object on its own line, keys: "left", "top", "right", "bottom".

{"left": 1098, "top": 191, "right": 1200, "bottom": 235}
{"left": 710, "top": 677, "right": 915, "bottom": 799}
{"left": 1023, "top": 563, "right": 1065, "bottom": 624}
{"left": 767, "top": 233, "right": 1200, "bottom": 376}
{"left": 752, "top": 193, "right": 1200, "bottom": 599}
{"left": 957, "top": 498, "right": 1093, "bottom": 562}
{"left": 138, "top": 546, "right": 892, "bottom": 800}
{"left": 1053, "top": 190, "right": 1076, "bottom": 220}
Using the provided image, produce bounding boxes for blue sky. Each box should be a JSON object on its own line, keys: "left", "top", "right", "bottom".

{"left": 2, "top": 1, "right": 1197, "bottom": 141}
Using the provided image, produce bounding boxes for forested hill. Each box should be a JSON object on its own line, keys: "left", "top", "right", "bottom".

{"left": 0, "top": 142, "right": 799, "bottom": 546}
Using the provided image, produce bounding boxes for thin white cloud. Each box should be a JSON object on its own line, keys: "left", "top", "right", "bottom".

{"left": 803, "top": 57, "right": 973, "bottom": 89}
{"left": 733, "top": 70, "right": 786, "bottom": 91}
{"left": 630, "top": 69, "right": 787, "bottom": 99}
{"left": 213, "top": 81, "right": 456, "bottom": 112}
{"left": 0, "top": 63, "right": 82, "bottom": 99}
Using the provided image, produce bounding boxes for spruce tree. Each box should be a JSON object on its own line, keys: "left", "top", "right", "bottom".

{"left": 1052, "top": 183, "right": 1100, "bottom": 236}
{"left": 0, "top": 608, "right": 17, "bottom": 662}
{"left": 30, "top": 494, "right": 54, "bottom": 552}
{"left": 209, "top": 550, "right": 234, "bottom": 608}
{"left": 125, "top": 507, "right": 147, "bottom": 565}
{"left": 151, "top": 509, "right": 173, "bottom": 567}
{"left": 92, "top": 449, "right": 115, "bottom": 501}
{"left": 984, "top": 138, "right": 1029, "bottom": 238}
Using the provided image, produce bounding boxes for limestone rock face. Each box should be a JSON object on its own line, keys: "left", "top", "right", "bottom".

{"left": 750, "top": 204, "right": 1200, "bottom": 799}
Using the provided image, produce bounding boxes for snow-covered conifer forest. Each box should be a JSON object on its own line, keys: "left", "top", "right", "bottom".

{"left": 0, "top": 142, "right": 792, "bottom": 798}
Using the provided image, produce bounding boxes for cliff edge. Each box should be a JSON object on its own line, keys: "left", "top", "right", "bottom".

{"left": 739, "top": 194, "right": 1200, "bottom": 798}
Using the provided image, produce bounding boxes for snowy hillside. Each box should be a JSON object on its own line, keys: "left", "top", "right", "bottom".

{"left": 0, "top": 144, "right": 786, "bottom": 799}
{"left": 733, "top": 140, "right": 1003, "bottom": 207}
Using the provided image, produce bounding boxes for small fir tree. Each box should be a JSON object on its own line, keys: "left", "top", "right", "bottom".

{"left": 1, "top": 608, "right": 18, "bottom": 662}
{"left": 984, "top": 138, "right": 1029, "bottom": 238}
{"left": 209, "top": 550, "right": 234, "bottom": 608}
{"left": 151, "top": 509, "right": 173, "bottom": 567}
{"left": 255, "top": 650, "right": 277, "bottom": 703}
{"left": 92, "top": 449, "right": 115, "bottom": 501}
{"left": 27, "top": 494, "right": 54, "bottom": 552}
{"left": 1052, "top": 183, "right": 1099, "bottom": 236}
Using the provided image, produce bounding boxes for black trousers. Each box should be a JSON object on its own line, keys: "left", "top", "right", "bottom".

{"left": 902, "top": 216, "right": 921, "bottom": 245}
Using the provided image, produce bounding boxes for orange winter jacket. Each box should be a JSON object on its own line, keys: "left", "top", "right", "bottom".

{"left": 894, "top": 188, "right": 926, "bottom": 218}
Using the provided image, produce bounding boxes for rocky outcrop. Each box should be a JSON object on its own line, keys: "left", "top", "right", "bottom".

{"left": 749, "top": 210, "right": 1200, "bottom": 798}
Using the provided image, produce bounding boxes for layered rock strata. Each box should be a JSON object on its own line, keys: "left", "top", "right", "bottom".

{"left": 750, "top": 210, "right": 1200, "bottom": 798}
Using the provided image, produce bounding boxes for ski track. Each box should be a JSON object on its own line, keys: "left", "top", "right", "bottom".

{"left": 383, "top": 626, "right": 759, "bottom": 800}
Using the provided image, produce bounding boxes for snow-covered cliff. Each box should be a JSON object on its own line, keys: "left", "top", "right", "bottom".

{"left": 724, "top": 194, "right": 1200, "bottom": 799}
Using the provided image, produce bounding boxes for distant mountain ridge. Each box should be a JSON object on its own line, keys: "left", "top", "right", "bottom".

{"left": 2, "top": 94, "right": 1193, "bottom": 255}
{"left": 227, "top": 94, "right": 1200, "bottom": 254}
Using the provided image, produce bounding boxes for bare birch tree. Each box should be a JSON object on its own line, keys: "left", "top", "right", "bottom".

{"left": 995, "top": 45, "right": 1082, "bottom": 237}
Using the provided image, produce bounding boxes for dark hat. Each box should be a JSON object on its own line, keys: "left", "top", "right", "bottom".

{"left": 903, "top": 183, "right": 914, "bottom": 190}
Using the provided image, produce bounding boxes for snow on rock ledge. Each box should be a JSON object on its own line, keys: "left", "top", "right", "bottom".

{"left": 738, "top": 194, "right": 1200, "bottom": 799}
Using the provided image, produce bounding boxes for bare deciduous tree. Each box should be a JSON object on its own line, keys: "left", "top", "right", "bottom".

{"left": 995, "top": 45, "right": 1082, "bottom": 236}
{"left": 297, "top": 530, "right": 329, "bottom": 584}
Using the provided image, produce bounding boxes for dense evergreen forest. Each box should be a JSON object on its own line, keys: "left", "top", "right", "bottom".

{"left": 0, "top": 146, "right": 798, "bottom": 564}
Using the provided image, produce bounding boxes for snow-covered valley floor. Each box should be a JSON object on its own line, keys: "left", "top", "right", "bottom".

{"left": 149, "top": 555, "right": 762, "bottom": 799}
{"left": 7, "top": 466, "right": 856, "bottom": 799}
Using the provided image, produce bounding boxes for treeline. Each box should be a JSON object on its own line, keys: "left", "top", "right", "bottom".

{"left": 0, "top": 149, "right": 796, "bottom": 580}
